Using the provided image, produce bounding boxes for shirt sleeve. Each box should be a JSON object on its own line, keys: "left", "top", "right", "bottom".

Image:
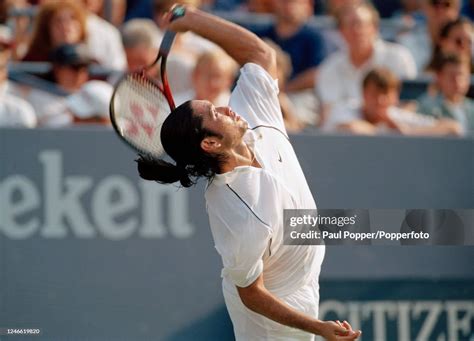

{"left": 207, "top": 201, "right": 272, "bottom": 288}
{"left": 229, "top": 63, "right": 285, "bottom": 132}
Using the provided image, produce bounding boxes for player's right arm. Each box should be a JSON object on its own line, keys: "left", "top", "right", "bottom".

{"left": 164, "top": 6, "right": 277, "bottom": 78}
{"left": 237, "top": 274, "right": 362, "bottom": 341}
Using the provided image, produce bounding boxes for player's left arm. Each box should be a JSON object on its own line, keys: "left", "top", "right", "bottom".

{"left": 237, "top": 274, "right": 362, "bottom": 340}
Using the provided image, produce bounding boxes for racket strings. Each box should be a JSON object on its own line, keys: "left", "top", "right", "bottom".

{"left": 111, "top": 73, "right": 171, "bottom": 157}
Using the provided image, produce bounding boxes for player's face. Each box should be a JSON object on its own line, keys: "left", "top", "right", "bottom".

{"left": 192, "top": 100, "right": 248, "bottom": 150}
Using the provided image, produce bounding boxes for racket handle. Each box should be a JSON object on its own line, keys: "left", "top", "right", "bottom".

{"left": 160, "top": 31, "right": 176, "bottom": 54}
{"left": 159, "top": 6, "right": 186, "bottom": 54}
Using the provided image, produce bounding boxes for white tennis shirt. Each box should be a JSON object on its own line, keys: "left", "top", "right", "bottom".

{"left": 205, "top": 63, "right": 326, "bottom": 340}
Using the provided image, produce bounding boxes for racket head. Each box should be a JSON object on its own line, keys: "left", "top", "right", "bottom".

{"left": 109, "top": 71, "right": 173, "bottom": 158}
{"left": 109, "top": 6, "right": 185, "bottom": 158}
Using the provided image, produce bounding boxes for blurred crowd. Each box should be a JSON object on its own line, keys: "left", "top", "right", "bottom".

{"left": 0, "top": 0, "right": 472, "bottom": 137}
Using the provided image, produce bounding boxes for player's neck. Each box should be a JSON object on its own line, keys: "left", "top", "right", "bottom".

{"left": 219, "top": 142, "right": 261, "bottom": 173}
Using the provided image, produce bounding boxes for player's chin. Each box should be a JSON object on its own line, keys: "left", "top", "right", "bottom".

{"left": 238, "top": 120, "right": 248, "bottom": 132}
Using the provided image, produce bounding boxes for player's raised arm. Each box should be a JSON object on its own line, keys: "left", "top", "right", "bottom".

{"left": 164, "top": 6, "right": 277, "bottom": 78}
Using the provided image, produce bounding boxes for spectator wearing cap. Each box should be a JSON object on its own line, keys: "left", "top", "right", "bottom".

{"left": 316, "top": 2, "right": 417, "bottom": 125}
{"left": 0, "top": 24, "right": 37, "bottom": 128}
{"left": 323, "top": 67, "right": 461, "bottom": 136}
{"left": 417, "top": 53, "right": 474, "bottom": 135}
{"left": 21, "top": 43, "right": 95, "bottom": 127}
{"left": 81, "top": 0, "right": 127, "bottom": 71}
{"left": 65, "top": 80, "right": 113, "bottom": 125}
{"left": 397, "top": 0, "right": 461, "bottom": 72}
{"left": 23, "top": 1, "right": 87, "bottom": 62}
{"left": 47, "top": 43, "right": 94, "bottom": 92}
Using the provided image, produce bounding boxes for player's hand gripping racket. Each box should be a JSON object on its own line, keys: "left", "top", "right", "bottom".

{"left": 109, "top": 6, "right": 185, "bottom": 158}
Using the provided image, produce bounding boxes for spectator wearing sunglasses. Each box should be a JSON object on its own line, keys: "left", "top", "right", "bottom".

{"left": 427, "top": 17, "right": 474, "bottom": 73}
{"left": 397, "top": 0, "right": 461, "bottom": 72}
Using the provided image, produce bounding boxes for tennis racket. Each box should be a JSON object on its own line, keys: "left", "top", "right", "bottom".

{"left": 109, "top": 6, "right": 185, "bottom": 158}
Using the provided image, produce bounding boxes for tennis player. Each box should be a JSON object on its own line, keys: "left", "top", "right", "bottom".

{"left": 138, "top": 5, "right": 361, "bottom": 341}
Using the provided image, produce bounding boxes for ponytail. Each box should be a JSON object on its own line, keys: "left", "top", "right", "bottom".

{"left": 136, "top": 154, "right": 194, "bottom": 188}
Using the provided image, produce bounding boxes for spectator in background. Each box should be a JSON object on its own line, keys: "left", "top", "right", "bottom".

{"left": 418, "top": 53, "right": 474, "bottom": 134}
{"left": 47, "top": 44, "right": 92, "bottom": 92}
{"left": 0, "top": 25, "right": 37, "bottom": 127}
{"left": 323, "top": 67, "right": 462, "bottom": 136}
{"left": 82, "top": 0, "right": 127, "bottom": 71}
{"left": 2, "top": 0, "right": 33, "bottom": 60}
{"left": 391, "top": 0, "right": 426, "bottom": 28}
{"left": 175, "top": 49, "right": 237, "bottom": 107}
{"left": 316, "top": 2, "right": 417, "bottom": 125}
{"left": 23, "top": 1, "right": 87, "bottom": 62}
{"left": 397, "top": 0, "right": 461, "bottom": 72}
{"left": 252, "top": 0, "right": 329, "bottom": 92}
{"left": 325, "top": 0, "right": 361, "bottom": 17}
{"left": 21, "top": 43, "right": 95, "bottom": 127}
{"left": 65, "top": 80, "right": 113, "bottom": 125}
{"left": 120, "top": 18, "right": 163, "bottom": 76}
{"left": 323, "top": 0, "right": 363, "bottom": 52}
{"left": 426, "top": 17, "right": 473, "bottom": 73}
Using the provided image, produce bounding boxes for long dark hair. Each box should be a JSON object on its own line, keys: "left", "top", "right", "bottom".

{"left": 136, "top": 101, "right": 226, "bottom": 187}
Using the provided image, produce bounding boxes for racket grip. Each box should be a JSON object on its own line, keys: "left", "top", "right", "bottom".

{"left": 170, "top": 5, "right": 186, "bottom": 22}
